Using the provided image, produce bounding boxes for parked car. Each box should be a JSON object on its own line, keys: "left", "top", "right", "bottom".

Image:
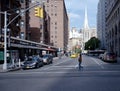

{"left": 42, "top": 54, "right": 53, "bottom": 64}
{"left": 102, "top": 52, "right": 117, "bottom": 62}
{"left": 22, "top": 56, "right": 44, "bottom": 69}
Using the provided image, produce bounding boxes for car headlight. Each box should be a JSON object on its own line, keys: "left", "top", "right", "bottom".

{"left": 43, "top": 59, "right": 47, "bottom": 62}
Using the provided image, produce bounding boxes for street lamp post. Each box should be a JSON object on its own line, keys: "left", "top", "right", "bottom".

{"left": 2, "top": 2, "right": 43, "bottom": 70}
{"left": 3, "top": 11, "right": 7, "bottom": 70}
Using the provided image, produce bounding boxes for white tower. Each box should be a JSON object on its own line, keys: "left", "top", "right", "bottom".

{"left": 82, "top": 5, "right": 90, "bottom": 51}
{"left": 84, "top": 6, "right": 89, "bottom": 29}
{"left": 83, "top": 5, "right": 90, "bottom": 42}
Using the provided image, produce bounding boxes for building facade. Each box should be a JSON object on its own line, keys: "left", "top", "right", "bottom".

{"left": 0, "top": 0, "right": 31, "bottom": 62}
{"left": 29, "top": 1, "right": 50, "bottom": 44}
{"left": 105, "top": 0, "right": 120, "bottom": 56}
{"left": 0, "top": 0, "right": 58, "bottom": 62}
{"left": 68, "top": 27, "right": 83, "bottom": 51}
{"left": 44, "top": 0, "right": 69, "bottom": 50}
{"left": 0, "top": 0, "right": 30, "bottom": 39}
{"left": 97, "top": 0, "right": 106, "bottom": 49}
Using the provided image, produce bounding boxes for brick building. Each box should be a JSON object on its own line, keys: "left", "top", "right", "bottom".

{"left": 44, "top": 0, "right": 69, "bottom": 50}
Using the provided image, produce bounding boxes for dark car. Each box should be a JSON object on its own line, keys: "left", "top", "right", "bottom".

{"left": 42, "top": 54, "right": 53, "bottom": 64}
{"left": 22, "top": 56, "right": 44, "bottom": 69}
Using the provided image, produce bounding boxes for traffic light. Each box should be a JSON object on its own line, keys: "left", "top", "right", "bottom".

{"left": 34, "top": 7, "right": 40, "bottom": 17}
{"left": 34, "top": 7, "right": 43, "bottom": 18}
{"left": 40, "top": 8, "right": 43, "bottom": 18}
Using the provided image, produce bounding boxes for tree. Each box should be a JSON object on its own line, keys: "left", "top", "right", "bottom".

{"left": 72, "top": 45, "right": 81, "bottom": 53}
{"left": 85, "top": 37, "right": 100, "bottom": 50}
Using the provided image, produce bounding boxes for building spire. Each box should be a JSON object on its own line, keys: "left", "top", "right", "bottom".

{"left": 84, "top": 5, "right": 89, "bottom": 29}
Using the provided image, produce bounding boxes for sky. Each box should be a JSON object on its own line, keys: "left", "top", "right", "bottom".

{"left": 65, "top": 0, "right": 99, "bottom": 30}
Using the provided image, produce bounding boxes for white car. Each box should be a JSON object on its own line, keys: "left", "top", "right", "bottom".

{"left": 102, "top": 52, "right": 117, "bottom": 62}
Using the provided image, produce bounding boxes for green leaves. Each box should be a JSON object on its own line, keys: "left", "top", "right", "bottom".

{"left": 85, "top": 37, "right": 100, "bottom": 50}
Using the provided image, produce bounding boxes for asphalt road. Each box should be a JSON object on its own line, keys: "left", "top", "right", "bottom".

{"left": 0, "top": 55, "right": 120, "bottom": 91}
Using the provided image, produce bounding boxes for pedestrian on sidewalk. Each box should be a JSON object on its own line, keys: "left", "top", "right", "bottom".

{"left": 78, "top": 53, "right": 82, "bottom": 70}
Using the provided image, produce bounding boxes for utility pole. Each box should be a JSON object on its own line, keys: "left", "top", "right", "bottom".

{"left": 3, "top": 11, "right": 7, "bottom": 70}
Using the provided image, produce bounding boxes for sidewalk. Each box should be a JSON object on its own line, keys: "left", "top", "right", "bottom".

{"left": 0, "top": 63, "right": 22, "bottom": 73}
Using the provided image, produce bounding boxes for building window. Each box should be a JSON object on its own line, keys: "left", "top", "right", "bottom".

{"left": 55, "top": 27, "right": 57, "bottom": 29}
{"left": 55, "top": 5, "right": 57, "bottom": 8}
{"left": 55, "top": 13, "right": 57, "bottom": 16}
{"left": 55, "top": 31, "right": 57, "bottom": 34}
{"left": 47, "top": 0, "right": 49, "bottom": 3}
{"left": 20, "top": 20, "right": 24, "bottom": 28}
{"left": 51, "top": 5, "right": 53, "bottom": 7}
{"left": 115, "top": 25, "right": 117, "bottom": 35}
{"left": 55, "top": 22, "right": 57, "bottom": 25}
{"left": 21, "top": 0, "right": 24, "bottom": 3}
{"left": 51, "top": 13, "right": 53, "bottom": 16}
{"left": 55, "top": 41, "right": 57, "bottom": 43}
{"left": 51, "top": 36, "right": 53, "bottom": 38}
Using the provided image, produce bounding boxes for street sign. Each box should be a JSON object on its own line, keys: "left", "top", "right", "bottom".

{"left": 0, "top": 51, "right": 4, "bottom": 60}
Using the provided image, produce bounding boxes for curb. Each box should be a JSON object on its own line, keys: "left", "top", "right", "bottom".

{"left": 7, "top": 67, "right": 22, "bottom": 72}
{"left": 0, "top": 67, "right": 22, "bottom": 73}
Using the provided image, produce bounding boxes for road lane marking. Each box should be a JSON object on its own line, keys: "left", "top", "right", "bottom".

{"left": 91, "top": 58, "right": 104, "bottom": 69}
{"left": 52, "top": 65, "right": 77, "bottom": 68}
{"left": 75, "top": 64, "right": 78, "bottom": 68}
{"left": 1, "top": 70, "right": 120, "bottom": 76}
{"left": 42, "top": 59, "right": 70, "bottom": 70}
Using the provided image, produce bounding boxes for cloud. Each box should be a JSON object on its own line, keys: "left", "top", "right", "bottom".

{"left": 69, "top": 13, "right": 80, "bottom": 19}
{"left": 65, "top": 0, "right": 85, "bottom": 12}
{"left": 65, "top": 0, "right": 99, "bottom": 29}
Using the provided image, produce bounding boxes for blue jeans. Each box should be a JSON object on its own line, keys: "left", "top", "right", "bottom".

{"left": 79, "top": 62, "right": 81, "bottom": 69}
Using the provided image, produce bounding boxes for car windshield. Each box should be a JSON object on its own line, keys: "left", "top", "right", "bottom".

{"left": 107, "top": 53, "right": 115, "bottom": 56}
{"left": 26, "top": 57, "right": 37, "bottom": 62}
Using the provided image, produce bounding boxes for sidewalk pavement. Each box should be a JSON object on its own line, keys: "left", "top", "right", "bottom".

{"left": 0, "top": 57, "right": 59, "bottom": 73}
{"left": 0, "top": 63, "right": 22, "bottom": 73}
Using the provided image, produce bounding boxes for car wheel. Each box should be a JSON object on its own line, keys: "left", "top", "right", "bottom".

{"left": 50, "top": 61, "right": 53, "bottom": 64}
{"left": 35, "top": 64, "right": 39, "bottom": 68}
{"left": 22, "top": 68, "right": 26, "bottom": 70}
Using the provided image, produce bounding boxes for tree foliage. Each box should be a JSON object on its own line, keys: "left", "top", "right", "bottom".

{"left": 85, "top": 37, "right": 100, "bottom": 50}
{"left": 72, "top": 45, "right": 81, "bottom": 53}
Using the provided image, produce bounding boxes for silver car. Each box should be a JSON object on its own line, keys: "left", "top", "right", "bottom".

{"left": 102, "top": 52, "right": 117, "bottom": 62}
{"left": 42, "top": 54, "right": 53, "bottom": 64}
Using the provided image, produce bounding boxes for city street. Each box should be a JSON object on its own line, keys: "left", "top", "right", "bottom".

{"left": 0, "top": 55, "right": 120, "bottom": 91}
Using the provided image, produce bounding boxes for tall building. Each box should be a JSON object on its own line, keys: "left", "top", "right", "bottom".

{"left": 105, "top": 0, "right": 120, "bottom": 56}
{"left": 44, "top": 0, "right": 69, "bottom": 50}
{"left": 97, "top": 0, "right": 106, "bottom": 49}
